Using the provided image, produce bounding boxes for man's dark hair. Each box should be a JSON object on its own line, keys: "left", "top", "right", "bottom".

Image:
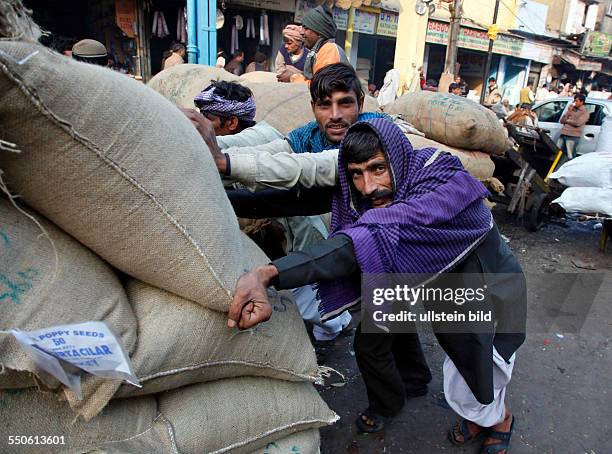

{"left": 254, "top": 51, "right": 267, "bottom": 63}
{"left": 489, "top": 77, "right": 496, "bottom": 83}
{"left": 342, "top": 126, "right": 382, "bottom": 164}
{"left": 449, "top": 83, "right": 460, "bottom": 92}
{"left": 170, "top": 43, "right": 185, "bottom": 53}
{"left": 310, "top": 63, "right": 364, "bottom": 104}
{"left": 574, "top": 93, "right": 586, "bottom": 102}
{"left": 207, "top": 79, "right": 256, "bottom": 130}
{"left": 233, "top": 50, "right": 244, "bottom": 58}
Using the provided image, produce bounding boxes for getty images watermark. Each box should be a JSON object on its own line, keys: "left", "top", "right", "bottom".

{"left": 360, "top": 272, "right": 608, "bottom": 334}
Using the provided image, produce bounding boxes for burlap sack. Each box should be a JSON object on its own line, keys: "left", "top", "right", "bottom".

{"left": 115, "top": 278, "right": 319, "bottom": 398}
{"left": 0, "top": 198, "right": 136, "bottom": 421}
{"left": 147, "top": 63, "right": 240, "bottom": 107}
{"left": 239, "top": 71, "right": 279, "bottom": 84}
{"left": 247, "top": 429, "right": 320, "bottom": 454}
{"left": 147, "top": 63, "right": 381, "bottom": 136}
{"left": 157, "top": 377, "right": 338, "bottom": 454}
{"left": 0, "top": 388, "right": 158, "bottom": 454}
{"left": 0, "top": 41, "right": 258, "bottom": 312}
{"left": 406, "top": 134, "right": 495, "bottom": 181}
{"left": 386, "top": 92, "right": 512, "bottom": 155}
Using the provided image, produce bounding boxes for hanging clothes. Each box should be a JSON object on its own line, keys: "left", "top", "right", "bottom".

{"left": 245, "top": 18, "right": 256, "bottom": 39}
{"left": 152, "top": 11, "right": 169, "bottom": 38}
{"left": 259, "top": 12, "right": 270, "bottom": 46}
{"left": 177, "top": 7, "right": 186, "bottom": 43}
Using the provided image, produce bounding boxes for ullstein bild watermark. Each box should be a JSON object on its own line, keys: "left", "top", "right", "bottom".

{"left": 360, "top": 273, "right": 607, "bottom": 334}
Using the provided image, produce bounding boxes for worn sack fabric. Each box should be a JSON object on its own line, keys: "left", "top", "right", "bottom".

{"left": 147, "top": 62, "right": 240, "bottom": 107}
{"left": 406, "top": 134, "right": 495, "bottom": 181}
{"left": 0, "top": 198, "right": 136, "bottom": 421}
{"left": 386, "top": 92, "right": 511, "bottom": 155}
{"left": 247, "top": 429, "right": 320, "bottom": 454}
{"left": 0, "top": 41, "right": 253, "bottom": 312}
{"left": 239, "top": 71, "right": 279, "bottom": 84}
{"left": 157, "top": 377, "right": 338, "bottom": 454}
{"left": 116, "top": 277, "right": 319, "bottom": 398}
{"left": 0, "top": 388, "right": 157, "bottom": 454}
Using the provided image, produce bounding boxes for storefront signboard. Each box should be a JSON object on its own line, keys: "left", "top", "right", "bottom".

{"left": 115, "top": 0, "right": 136, "bottom": 38}
{"left": 426, "top": 20, "right": 523, "bottom": 57}
{"left": 583, "top": 31, "right": 612, "bottom": 58}
{"left": 228, "top": 0, "right": 296, "bottom": 13}
{"left": 377, "top": 11, "right": 398, "bottom": 38}
{"left": 295, "top": 0, "right": 377, "bottom": 35}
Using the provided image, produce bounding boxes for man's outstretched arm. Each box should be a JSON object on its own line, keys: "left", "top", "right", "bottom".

{"left": 227, "top": 234, "right": 357, "bottom": 329}
{"left": 227, "top": 186, "right": 334, "bottom": 218}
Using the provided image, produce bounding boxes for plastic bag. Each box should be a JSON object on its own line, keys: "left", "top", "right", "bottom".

{"left": 549, "top": 151, "right": 612, "bottom": 189}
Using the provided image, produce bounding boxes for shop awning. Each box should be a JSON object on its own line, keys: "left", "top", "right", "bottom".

{"left": 559, "top": 50, "right": 603, "bottom": 72}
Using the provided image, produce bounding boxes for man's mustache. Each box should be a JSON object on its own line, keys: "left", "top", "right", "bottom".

{"left": 325, "top": 121, "right": 349, "bottom": 129}
{"left": 366, "top": 189, "right": 393, "bottom": 200}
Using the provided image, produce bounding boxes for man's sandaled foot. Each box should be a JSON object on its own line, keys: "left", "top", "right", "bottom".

{"left": 448, "top": 419, "right": 487, "bottom": 446}
{"left": 355, "top": 410, "right": 385, "bottom": 433}
{"left": 481, "top": 414, "right": 515, "bottom": 454}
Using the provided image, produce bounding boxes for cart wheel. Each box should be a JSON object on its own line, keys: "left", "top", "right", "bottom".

{"left": 528, "top": 193, "right": 548, "bottom": 232}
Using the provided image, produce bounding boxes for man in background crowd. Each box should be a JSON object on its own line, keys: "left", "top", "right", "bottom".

{"left": 225, "top": 50, "right": 245, "bottom": 76}
{"left": 449, "top": 83, "right": 462, "bottom": 96}
{"left": 484, "top": 77, "right": 502, "bottom": 107}
{"left": 454, "top": 75, "right": 468, "bottom": 97}
{"left": 163, "top": 43, "right": 185, "bottom": 70}
{"left": 519, "top": 82, "right": 535, "bottom": 105}
{"left": 557, "top": 93, "right": 589, "bottom": 160}
{"left": 276, "top": 24, "right": 307, "bottom": 82}
{"left": 71, "top": 39, "right": 108, "bottom": 66}
{"left": 287, "top": 6, "right": 349, "bottom": 84}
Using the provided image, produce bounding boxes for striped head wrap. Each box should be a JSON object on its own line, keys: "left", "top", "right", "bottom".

{"left": 194, "top": 84, "right": 256, "bottom": 123}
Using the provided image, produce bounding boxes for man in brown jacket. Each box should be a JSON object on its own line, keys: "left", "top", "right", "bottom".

{"left": 483, "top": 77, "right": 502, "bottom": 107}
{"left": 557, "top": 94, "right": 589, "bottom": 159}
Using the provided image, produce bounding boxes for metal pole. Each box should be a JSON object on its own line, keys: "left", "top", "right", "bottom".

{"left": 186, "top": 0, "right": 198, "bottom": 63}
{"left": 443, "top": 0, "right": 463, "bottom": 74}
{"left": 479, "top": 0, "right": 501, "bottom": 105}
{"left": 345, "top": 7, "right": 356, "bottom": 63}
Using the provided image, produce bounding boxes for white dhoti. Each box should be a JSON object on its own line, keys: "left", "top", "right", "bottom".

{"left": 292, "top": 285, "right": 351, "bottom": 341}
{"left": 443, "top": 348, "right": 515, "bottom": 427}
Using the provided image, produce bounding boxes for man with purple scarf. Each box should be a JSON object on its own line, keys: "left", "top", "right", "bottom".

{"left": 227, "top": 117, "right": 526, "bottom": 454}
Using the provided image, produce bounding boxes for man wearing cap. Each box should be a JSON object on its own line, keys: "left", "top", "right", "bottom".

{"left": 71, "top": 39, "right": 108, "bottom": 66}
{"left": 287, "top": 5, "right": 349, "bottom": 84}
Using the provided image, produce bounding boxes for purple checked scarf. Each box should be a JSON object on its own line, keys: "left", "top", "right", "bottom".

{"left": 194, "top": 84, "right": 256, "bottom": 122}
{"left": 318, "top": 117, "right": 493, "bottom": 320}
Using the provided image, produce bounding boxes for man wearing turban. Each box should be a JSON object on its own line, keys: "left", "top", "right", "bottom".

{"left": 276, "top": 24, "right": 308, "bottom": 82}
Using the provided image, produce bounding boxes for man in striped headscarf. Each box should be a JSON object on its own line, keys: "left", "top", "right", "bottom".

{"left": 226, "top": 117, "right": 526, "bottom": 453}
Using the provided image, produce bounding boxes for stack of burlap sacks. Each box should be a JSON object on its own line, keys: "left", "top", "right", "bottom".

{"left": 384, "top": 91, "right": 514, "bottom": 181}
{"left": 148, "top": 64, "right": 506, "bottom": 183}
{"left": 0, "top": 40, "right": 336, "bottom": 453}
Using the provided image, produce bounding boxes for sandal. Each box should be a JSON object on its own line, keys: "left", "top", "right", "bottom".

{"left": 355, "top": 410, "right": 386, "bottom": 433}
{"left": 480, "top": 415, "right": 515, "bottom": 454}
{"left": 448, "top": 419, "right": 488, "bottom": 446}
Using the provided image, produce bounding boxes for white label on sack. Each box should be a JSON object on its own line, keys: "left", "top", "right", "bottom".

{"left": 6, "top": 321, "right": 140, "bottom": 399}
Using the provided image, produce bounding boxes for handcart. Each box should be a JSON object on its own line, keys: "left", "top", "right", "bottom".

{"left": 490, "top": 122, "right": 565, "bottom": 231}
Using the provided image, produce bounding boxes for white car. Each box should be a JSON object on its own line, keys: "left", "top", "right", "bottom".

{"left": 532, "top": 97, "right": 611, "bottom": 155}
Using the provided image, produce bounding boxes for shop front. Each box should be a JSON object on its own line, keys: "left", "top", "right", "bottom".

{"left": 423, "top": 19, "right": 527, "bottom": 99}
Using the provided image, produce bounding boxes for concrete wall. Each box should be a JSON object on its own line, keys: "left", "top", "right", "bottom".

{"left": 431, "top": 0, "right": 519, "bottom": 32}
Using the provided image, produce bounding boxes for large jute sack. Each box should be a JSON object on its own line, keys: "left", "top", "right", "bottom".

{"left": 157, "top": 377, "right": 338, "bottom": 454}
{"left": 247, "top": 429, "right": 320, "bottom": 454}
{"left": 0, "top": 389, "right": 159, "bottom": 454}
{"left": 0, "top": 198, "right": 136, "bottom": 421}
{"left": 239, "top": 71, "right": 279, "bottom": 84}
{"left": 0, "top": 41, "right": 257, "bottom": 312}
{"left": 386, "top": 92, "right": 511, "bottom": 155}
{"left": 147, "top": 63, "right": 240, "bottom": 107}
{"left": 115, "top": 277, "right": 319, "bottom": 398}
{"left": 406, "top": 134, "right": 495, "bottom": 181}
